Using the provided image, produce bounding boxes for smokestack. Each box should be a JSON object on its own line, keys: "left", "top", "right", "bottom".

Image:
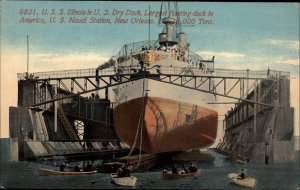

{"left": 159, "top": 33, "right": 167, "bottom": 43}
{"left": 162, "top": 18, "right": 176, "bottom": 42}
{"left": 178, "top": 32, "right": 187, "bottom": 48}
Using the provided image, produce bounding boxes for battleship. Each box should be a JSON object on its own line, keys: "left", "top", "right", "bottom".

{"left": 98, "top": 9, "right": 218, "bottom": 153}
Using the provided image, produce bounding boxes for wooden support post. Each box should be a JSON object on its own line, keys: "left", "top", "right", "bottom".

{"left": 54, "top": 84, "right": 58, "bottom": 133}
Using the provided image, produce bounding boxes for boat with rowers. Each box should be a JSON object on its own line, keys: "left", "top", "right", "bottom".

{"left": 162, "top": 169, "right": 200, "bottom": 179}
{"left": 228, "top": 172, "right": 257, "bottom": 188}
{"left": 111, "top": 173, "right": 137, "bottom": 187}
{"left": 38, "top": 167, "right": 97, "bottom": 176}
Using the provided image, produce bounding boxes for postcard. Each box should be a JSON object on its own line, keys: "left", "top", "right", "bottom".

{"left": 1, "top": 1, "right": 299, "bottom": 189}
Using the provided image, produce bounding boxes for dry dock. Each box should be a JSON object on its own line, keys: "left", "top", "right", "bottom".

{"left": 7, "top": 68, "right": 297, "bottom": 165}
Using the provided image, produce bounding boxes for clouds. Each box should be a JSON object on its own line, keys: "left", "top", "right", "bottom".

{"left": 262, "top": 39, "right": 299, "bottom": 67}
{"left": 264, "top": 39, "right": 299, "bottom": 51}
{"left": 30, "top": 52, "right": 110, "bottom": 71}
{"left": 197, "top": 37, "right": 299, "bottom": 71}
{"left": 197, "top": 51, "right": 246, "bottom": 67}
{"left": 198, "top": 51, "right": 246, "bottom": 59}
{"left": 275, "top": 58, "right": 299, "bottom": 66}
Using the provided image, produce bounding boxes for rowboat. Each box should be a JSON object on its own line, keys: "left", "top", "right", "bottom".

{"left": 38, "top": 167, "right": 97, "bottom": 176}
{"left": 111, "top": 173, "right": 137, "bottom": 187}
{"left": 162, "top": 170, "right": 200, "bottom": 179}
{"left": 99, "top": 162, "right": 125, "bottom": 173}
{"left": 228, "top": 172, "right": 256, "bottom": 188}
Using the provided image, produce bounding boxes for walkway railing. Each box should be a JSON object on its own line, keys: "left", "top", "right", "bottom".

{"left": 18, "top": 66, "right": 289, "bottom": 81}
{"left": 17, "top": 68, "right": 115, "bottom": 80}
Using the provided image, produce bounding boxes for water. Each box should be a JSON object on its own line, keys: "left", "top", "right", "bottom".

{"left": 1, "top": 152, "right": 299, "bottom": 189}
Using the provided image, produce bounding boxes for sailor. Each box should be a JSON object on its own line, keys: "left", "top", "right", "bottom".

{"left": 117, "top": 166, "right": 130, "bottom": 177}
{"left": 189, "top": 163, "right": 197, "bottom": 173}
{"left": 139, "top": 60, "right": 145, "bottom": 70}
{"left": 74, "top": 164, "right": 80, "bottom": 172}
{"left": 117, "top": 167, "right": 123, "bottom": 177}
{"left": 183, "top": 164, "right": 189, "bottom": 173}
{"left": 239, "top": 169, "right": 247, "bottom": 179}
{"left": 84, "top": 162, "right": 93, "bottom": 172}
{"left": 199, "top": 62, "right": 204, "bottom": 70}
{"left": 122, "top": 167, "right": 131, "bottom": 177}
{"left": 59, "top": 163, "right": 66, "bottom": 171}
{"left": 172, "top": 165, "right": 178, "bottom": 174}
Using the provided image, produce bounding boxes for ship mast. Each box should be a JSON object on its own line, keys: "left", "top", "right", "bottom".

{"left": 148, "top": 5, "right": 151, "bottom": 48}
{"left": 26, "top": 35, "right": 29, "bottom": 78}
{"left": 27, "top": 35, "right": 29, "bottom": 73}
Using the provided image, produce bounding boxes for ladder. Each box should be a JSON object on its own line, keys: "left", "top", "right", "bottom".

{"left": 48, "top": 83, "right": 80, "bottom": 140}
{"left": 42, "top": 141, "right": 54, "bottom": 155}
{"left": 57, "top": 105, "right": 80, "bottom": 140}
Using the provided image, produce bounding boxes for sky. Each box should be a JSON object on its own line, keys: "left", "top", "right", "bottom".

{"left": 1, "top": 1, "right": 299, "bottom": 139}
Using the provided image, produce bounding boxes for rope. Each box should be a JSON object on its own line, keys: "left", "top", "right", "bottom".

{"left": 126, "top": 118, "right": 140, "bottom": 156}
{"left": 137, "top": 90, "right": 146, "bottom": 169}
{"left": 127, "top": 78, "right": 146, "bottom": 157}
{"left": 158, "top": 1, "right": 163, "bottom": 24}
{"left": 136, "top": 78, "right": 146, "bottom": 169}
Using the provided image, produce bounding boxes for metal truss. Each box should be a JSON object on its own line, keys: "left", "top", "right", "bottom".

{"left": 24, "top": 69, "right": 285, "bottom": 108}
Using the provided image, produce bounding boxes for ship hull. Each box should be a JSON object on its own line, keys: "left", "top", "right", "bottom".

{"left": 114, "top": 96, "right": 218, "bottom": 153}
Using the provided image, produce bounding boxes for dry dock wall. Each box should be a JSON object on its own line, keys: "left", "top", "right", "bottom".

{"left": 16, "top": 80, "right": 117, "bottom": 141}
{"left": 218, "top": 77, "right": 296, "bottom": 164}
{"left": 0, "top": 138, "right": 19, "bottom": 162}
{"left": 10, "top": 79, "right": 122, "bottom": 160}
